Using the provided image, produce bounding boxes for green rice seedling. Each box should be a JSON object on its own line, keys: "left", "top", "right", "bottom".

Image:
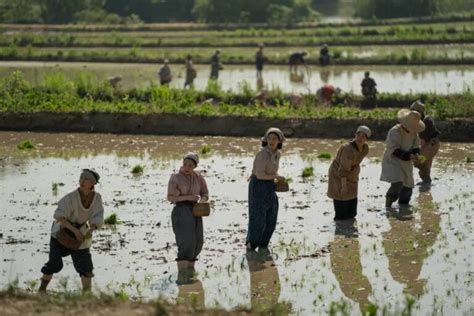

{"left": 104, "top": 213, "right": 119, "bottom": 225}
{"left": 131, "top": 164, "right": 144, "bottom": 175}
{"left": 200, "top": 144, "right": 211, "bottom": 154}
{"left": 302, "top": 166, "right": 314, "bottom": 178}
{"left": 17, "top": 140, "right": 35, "bottom": 150}
{"left": 317, "top": 152, "right": 332, "bottom": 160}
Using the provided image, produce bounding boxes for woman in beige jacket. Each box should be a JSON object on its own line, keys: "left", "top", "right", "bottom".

{"left": 327, "top": 126, "right": 371, "bottom": 220}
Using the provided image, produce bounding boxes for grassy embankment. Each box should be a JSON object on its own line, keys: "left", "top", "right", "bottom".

{"left": 1, "top": 71, "right": 472, "bottom": 120}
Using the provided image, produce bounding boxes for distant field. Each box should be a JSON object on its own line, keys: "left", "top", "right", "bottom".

{"left": 1, "top": 21, "right": 473, "bottom": 48}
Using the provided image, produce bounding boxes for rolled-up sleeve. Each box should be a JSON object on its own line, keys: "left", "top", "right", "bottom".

{"left": 90, "top": 194, "right": 104, "bottom": 229}
{"left": 199, "top": 175, "right": 209, "bottom": 197}
{"left": 167, "top": 174, "right": 180, "bottom": 199}
{"left": 53, "top": 196, "right": 69, "bottom": 220}
{"left": 253, "top": 151, "right": 276, "bottom": 180}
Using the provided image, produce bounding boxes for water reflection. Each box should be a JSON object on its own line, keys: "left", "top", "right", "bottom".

{"left": 177, "top": 274, "right": 205, "bottom": 309}
{"left": 383, "top": 191, "right": 441, "bottom": 297}
{"left": 330, "top": 219, "right": 373, "bottom": 314}
{"left": 246, "top": 248, "right": 287, "bottom": 313}
{"left": 0, "top": 62, "right": 473, "bottom": 94}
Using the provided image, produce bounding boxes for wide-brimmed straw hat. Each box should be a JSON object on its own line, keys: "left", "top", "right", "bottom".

{"left": 397, "top": 109, "right": 425, "bottom": 133}
{"left": 261, "top": 127, "right": 285, "bottom": 143}
{"left": 409, "top": 100, "right": 426, "bottom": 115}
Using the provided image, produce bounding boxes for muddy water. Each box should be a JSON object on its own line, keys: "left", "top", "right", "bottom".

{"left": 0, "top": 61, "right": 473, "bottom": 95}
{"left": 0, "top": 132, "right": 473, "bottom": 315}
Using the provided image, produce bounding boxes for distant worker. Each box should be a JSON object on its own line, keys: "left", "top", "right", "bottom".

{"left": 108, "top": 76, "right": 122, "bottom": 89}
{"left": 361, "top": 71, "right": 377, "bottom": 99}
{"left": 184, "top": 54, "right": 197, "bottom": 88}
{"left": 317, "top": 84, "right": 336, "bottom": 104}
{"left": 159, "top": 59, "right": 172, "bottom": 86}
{"left": 256, "top": 43, "right": 266, "bottom": 80}
{"left": 210, "top": 49, "right": 222, "bottom": 80}
{"left": 289, "top": 51, "right": 307, "bottom": 73}
{"left": 319, "top": 44, "right": 330, "bottom": 66}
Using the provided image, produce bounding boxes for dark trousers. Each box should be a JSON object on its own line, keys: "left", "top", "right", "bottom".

{"left": 333, "top": 198, "right": 358, "bottom": 220}
{"left": 171, "top": 202, "right": 203, "bottom": 261}
{"left": 386, "top": 182, "right": 413, "bottom": 205}
{"left": 247, "top": 177, "right": 279, "bottom": 248}
{"left": 41, "top": 238, "right": 93, "bottom": 277}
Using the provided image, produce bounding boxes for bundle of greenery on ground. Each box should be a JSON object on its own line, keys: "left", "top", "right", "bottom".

{"left": 0, "top": 71, "right": 472, "bottom": 120}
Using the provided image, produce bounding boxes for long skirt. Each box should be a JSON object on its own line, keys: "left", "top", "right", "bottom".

{"left": 172, "top": 202, "right": 203, "bottom": 261}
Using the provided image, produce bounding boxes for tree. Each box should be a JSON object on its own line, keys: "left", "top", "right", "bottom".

{"left": 355, "top": 0, "right": 441, "bottom": 19}
{"left": 0, "top": 0, "right": 42, "bottom": 23}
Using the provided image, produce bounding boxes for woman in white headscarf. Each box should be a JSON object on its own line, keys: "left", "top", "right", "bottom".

{"left": 381, "top": 109, "right": 425, "bottom": 207}
{"left": 39, "top": 169, "right": 104, "bottom": 293}
{"left": 246, "top": 127, "right": 286, "bottom": 251}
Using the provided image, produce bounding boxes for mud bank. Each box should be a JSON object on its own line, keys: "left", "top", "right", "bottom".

{"left": 0, "top": 112, "right": 472, "bottom": 141}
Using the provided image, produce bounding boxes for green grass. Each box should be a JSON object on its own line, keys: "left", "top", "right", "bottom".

{"left": 301, "top": 166, "right": 314, "bottom": 178}
{"left": 16, "top": 139, "right": 35, "bottom": 150}
{"left": 466, "top": 156, "right": 474, "bottom": 163}
{"left": 131, "top": 164, "right": 144, "bottom": 175}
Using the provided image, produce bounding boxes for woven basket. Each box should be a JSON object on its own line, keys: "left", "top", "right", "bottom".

{"left": 275, "top": 180, "right": 290, "bottom": 192}
{"left": 192, "top": 202, "right": 211, "bottom": 217}
{"left": 57, "top": 227, "right": 82, "bottom": 250}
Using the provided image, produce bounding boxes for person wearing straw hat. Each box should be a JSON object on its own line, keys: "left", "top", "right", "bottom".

{"left": 410, "top": 100, "right": 441, "bottom": 186}
{"left": 39, "top": 169, "right": 104, "bottom": 293}
{"left": 246, "top": 128, "right": 286, "bottom": 251}
{"left": 167, "top": 153, "right": 209, "bottom": 283}
{"left": 159, "top": 59, "right": 172, "bottom": 85}
{"left": 328, "top": 126, "right": 371, "bottom": 220}
{"left": 381, "top": 109, "right": 425, "bottom": 208}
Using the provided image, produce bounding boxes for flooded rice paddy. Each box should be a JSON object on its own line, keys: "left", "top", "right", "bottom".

{"left": 0, "top": 132, "right": 473, "bottom": 315}
{"left": 0, "top": 61, "right": 473, "bottom": 95}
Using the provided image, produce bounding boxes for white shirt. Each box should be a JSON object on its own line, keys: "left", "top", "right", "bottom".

{"left": 51, "top": 189, "right": 104, "bottom": 249}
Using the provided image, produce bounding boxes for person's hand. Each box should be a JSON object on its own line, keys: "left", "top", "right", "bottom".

{"left": 73, "top": 228, "right": 84, "bottom": 242}
{"left": 190, "top": 195, "right": 200, "bottom": 202}
{"left": 275, "top": 175, "right": 286, "bottom": 183}
{"left": 200, "top": 196, "right": 209, "bottom": 203}
{"left": 84, "top": 229, "right": 93, "bottom": 240}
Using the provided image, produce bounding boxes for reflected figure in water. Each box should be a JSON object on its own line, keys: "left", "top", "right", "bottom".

{"left": 256, "top": 43, "right": 266, "bottom": 81}
{"left": 383, "top": 191, "right": 441, "bottom": 297}
{"left": 256, "top": 77, "right": 264, "bottom": 92}
{"left": 176, "top": 272, "right": 205, "bottom": 310}
{"left": 319, "top": 69, "right": 330, "bottom": 84}
{"left": 246, "top": 248, "right": 287, "bottom": 313}
{"left": 330, "top": 219, "right": 373, "bottom": 314}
